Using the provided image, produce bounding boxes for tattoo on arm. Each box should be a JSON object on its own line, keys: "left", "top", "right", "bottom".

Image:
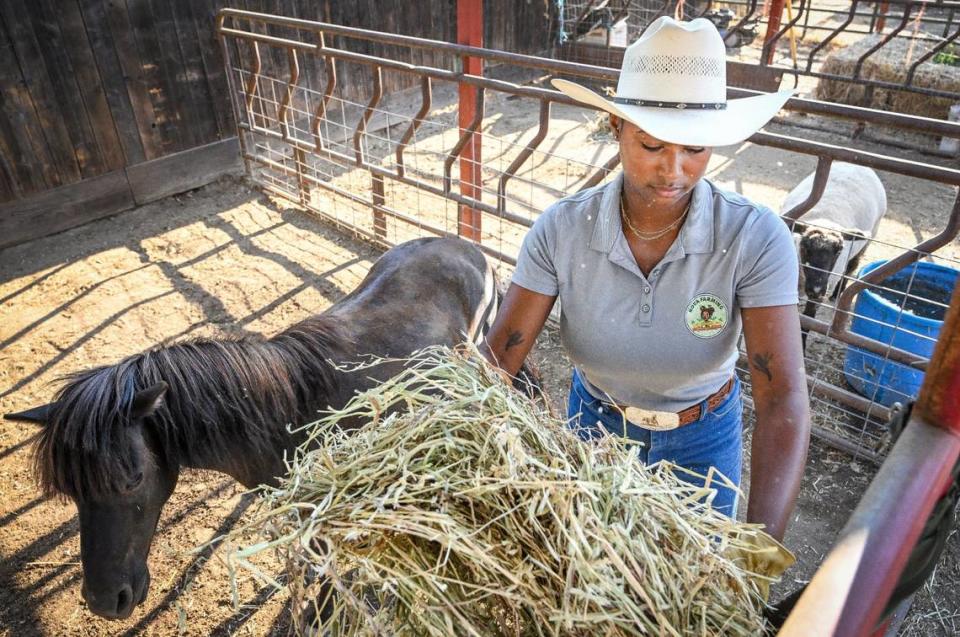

{"left": 505, "top": 331, "right": 525, "bottom": 350}
{"left": 752, "top": 352, "right": 774, "bottom": 382}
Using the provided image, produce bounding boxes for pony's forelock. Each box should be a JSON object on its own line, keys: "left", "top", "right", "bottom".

{"left": 35, "top": 363, "right": 144, "bottom": 500}
{"left": 33, "top": 317, "right": 345, "bottom": 501}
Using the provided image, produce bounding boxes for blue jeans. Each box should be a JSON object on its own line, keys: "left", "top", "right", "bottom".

{"left": 567, "top": 369, "right": 743, "bottom": 517}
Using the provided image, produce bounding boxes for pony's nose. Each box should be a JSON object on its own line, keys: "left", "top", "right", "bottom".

{"left": 115, "top": 583, "right": 135, "bottom": 617}
{"left": 82, "top": 581, "right": 137, "bottom": 619}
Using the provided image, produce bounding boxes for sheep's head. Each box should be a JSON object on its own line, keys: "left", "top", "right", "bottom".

{"left": 797, "top": 228, "right": 843, "bottom": 301}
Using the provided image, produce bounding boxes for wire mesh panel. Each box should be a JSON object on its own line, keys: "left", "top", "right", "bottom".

{"left": 218, "top": 9, "right": 960, "bottom": 461}
{"left": 552, "top": 0, "right": 960, "bottom": 122}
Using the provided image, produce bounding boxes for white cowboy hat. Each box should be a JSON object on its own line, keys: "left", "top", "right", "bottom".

{"left": 552, "top": 16, "right": 793, "bottom": 147}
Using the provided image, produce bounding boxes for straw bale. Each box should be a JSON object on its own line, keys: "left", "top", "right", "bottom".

{"left": 227, "top": 346, "right": 793, "bottom": 636}
{"left": 816, "top": 33, "right": 960, "bottom": 120}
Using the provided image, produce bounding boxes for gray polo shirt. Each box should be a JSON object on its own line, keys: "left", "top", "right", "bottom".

{"left": 512, "top": 172, "right": 799, "bottom": 413}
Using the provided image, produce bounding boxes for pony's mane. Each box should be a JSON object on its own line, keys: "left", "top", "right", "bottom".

{"left": 35, "top": 316, "right": 347, "bottom": 500}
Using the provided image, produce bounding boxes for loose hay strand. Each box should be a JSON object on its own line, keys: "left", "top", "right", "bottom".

{"left": 229, "top": 345, "right": 793, "bottom": 635}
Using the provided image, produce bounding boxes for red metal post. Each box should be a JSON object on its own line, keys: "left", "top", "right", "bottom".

{"left": 457, "top": 0, "right": 483, "bottom": 241}
{"left": 916, "top": 280, "right": 960, "bottom": 435}
{"left": 876, "top": 2, "right": 890, "bottom": 33}
{"left": 762, "top": 0, "right": 786, "bottom": 64}
{"left": 780, "top": 279, "right": 960, "bottom": 636}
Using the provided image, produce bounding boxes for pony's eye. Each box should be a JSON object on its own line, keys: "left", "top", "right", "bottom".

{"left": 124, "top": 472, "right": 144, "bottom": 491}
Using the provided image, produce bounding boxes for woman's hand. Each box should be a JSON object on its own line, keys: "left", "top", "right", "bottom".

{"left": 742, "top": 304, "right": 811, "bottom": 541}
{"left": 480, "top": 284, "right": 556, "bottom": 379}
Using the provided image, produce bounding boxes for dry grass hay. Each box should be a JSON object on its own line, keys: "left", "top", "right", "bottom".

{"left": 816, "top": 33, "right": 960, "bottom": 120}
{"left": 227, "top": 347, "right": 793, "bottom": 636}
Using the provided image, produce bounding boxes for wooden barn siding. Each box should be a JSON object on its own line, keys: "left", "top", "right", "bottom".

{"left": 0, "top": 0, "right": 555, "bottom": 248}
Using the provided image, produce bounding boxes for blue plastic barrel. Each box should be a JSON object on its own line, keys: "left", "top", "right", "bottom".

{"left": 843, "top": 260, "right": 958, "bottom": 407}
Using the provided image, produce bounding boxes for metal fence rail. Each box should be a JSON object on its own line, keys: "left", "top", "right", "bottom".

{"left": 556, "top": 0, "right": 960, "bottom": 111}
{"left": 217, "top": 8, "right": 960, "bottom": 460}
{"left": 780, "top": 277, "right": 960, "bottom": 635}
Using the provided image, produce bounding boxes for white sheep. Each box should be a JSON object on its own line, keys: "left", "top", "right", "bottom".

{"left": 782, "top": 162, "right": 888, "bottom": 303}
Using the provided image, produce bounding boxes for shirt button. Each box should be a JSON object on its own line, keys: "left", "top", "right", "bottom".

{"left": 641, "top": 304, "right": 651, "bottom": 313}
{"left": 643, "top": 286, "right": 651, "bottom": 294}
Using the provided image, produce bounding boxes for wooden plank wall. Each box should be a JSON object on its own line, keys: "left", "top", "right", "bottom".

{"left": 0, "top": 0, "right": 242, "bottom": 225}
{"left": 0, "top": 0, "right": 557, "bottom": 248}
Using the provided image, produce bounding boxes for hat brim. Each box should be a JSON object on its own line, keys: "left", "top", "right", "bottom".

{"left": 552, "top": 78, "right": 793, "bottom": 147}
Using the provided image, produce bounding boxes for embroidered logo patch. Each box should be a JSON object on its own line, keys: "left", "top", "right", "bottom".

{"left": 685, "top": 293, "right": 728, "bottom": 339}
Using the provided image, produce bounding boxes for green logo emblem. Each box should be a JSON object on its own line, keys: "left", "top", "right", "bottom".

{"left": 685, "top": 293, "right": 728, "bottom": 339}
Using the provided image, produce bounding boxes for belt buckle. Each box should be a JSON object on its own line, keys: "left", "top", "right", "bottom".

{"left": 623, "top": 406, "right": 680, "bottom": 431}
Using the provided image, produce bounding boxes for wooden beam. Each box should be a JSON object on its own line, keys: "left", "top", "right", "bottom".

{"left": 126, "top": 137, "right": 241, "bottom": 205}
{"left": 0, "top": 137, "right": 242, "bottom": 250}
{"left": 0, "top": 170, "right": 133, "bottom": 250}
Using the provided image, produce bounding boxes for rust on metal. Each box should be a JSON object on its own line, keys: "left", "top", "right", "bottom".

{"left": 805, "top": 0, "right": 861, "bottom": 72}
{"left": 906, "top": 26, "right": 960, "bottom": 86}
{"left": 781, "top": 156, "right": 833, "bottom": 225}
{"left": 443, "top": 87, "right": 485, "bottom": 195}
{"left": 497, "top": 99, "right": 551, "bottom": 213}
{"left": 853, "top": 4, "right": 913, "bottom": 80}
{"left": 278, "top": 48, "right": 300, "bottom": 143}
{"left": 256, "top": 157, "right": 516, "bottom": 266}
{"left": 311, "top": 31, "right": 338, "bottom": 153}
{"left": 354, "top": 65, "right": 383, "bottom": 166}
{"left": 395, "top": 77, "right": 432, "bottom": 179}
{"left": 242, "top": 41, "right": 262, "bottom": 127}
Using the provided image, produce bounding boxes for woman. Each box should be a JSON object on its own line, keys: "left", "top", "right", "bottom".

{"left": 482, "top": 16, "right": 809, "bottom": 541}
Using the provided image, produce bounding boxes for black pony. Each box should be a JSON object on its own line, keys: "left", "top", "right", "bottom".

{"left": 7, "top": 237, "right": 521, "bottom": 620}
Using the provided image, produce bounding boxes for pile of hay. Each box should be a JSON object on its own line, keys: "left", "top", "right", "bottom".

{"left": 229, "top": 347, "right": 792, "bottom": 636}
{"left": 816, "top": 32, "right": 960, "bottom": 120}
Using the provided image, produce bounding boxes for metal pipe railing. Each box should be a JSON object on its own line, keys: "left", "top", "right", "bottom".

{"left": 559, "top": 0, "right": 960, "bottom": 108}
{"left": 779, "top": 279, "right": 960, "bottom": 636}
{"left": 217, "top": 9, "right": 960, "bottom": 462}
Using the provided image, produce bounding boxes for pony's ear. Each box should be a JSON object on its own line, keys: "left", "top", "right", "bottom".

{"left": 130, "top": 382, "right": 168, "bottom": 420}
{"left": 4, "top": 403, "right": 55, "bottom": 425}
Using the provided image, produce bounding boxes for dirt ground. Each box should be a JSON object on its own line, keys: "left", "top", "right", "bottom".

{"left": 2, "top": 93, "right": 960, "bottom": 634}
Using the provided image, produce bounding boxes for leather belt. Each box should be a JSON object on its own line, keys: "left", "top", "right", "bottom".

{"left": 609, "top": 377, "right": 736, "bottom": 432}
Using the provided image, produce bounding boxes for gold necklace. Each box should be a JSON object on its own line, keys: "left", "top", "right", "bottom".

{"left": 620, "top": 191, "right": 690, "bottom": 241}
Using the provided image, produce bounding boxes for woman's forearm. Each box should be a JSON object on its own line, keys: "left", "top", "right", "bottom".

{"left": 747, "top": 391, "right": 811, "bottom": 541}
{"left": 481, "top": 284, "right": 556, "bottom": 377}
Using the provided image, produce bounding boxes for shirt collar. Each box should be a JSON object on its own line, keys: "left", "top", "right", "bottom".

{"left": 589, "top": 172, "right": 715, "bottom": 256}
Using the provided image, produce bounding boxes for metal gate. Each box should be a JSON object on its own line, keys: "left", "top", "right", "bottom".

{"left": 556, "top": 0, "right": 960, "bottom": 112}
{"left": 217, "top": 8, "right": 960, "bottom": 461}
